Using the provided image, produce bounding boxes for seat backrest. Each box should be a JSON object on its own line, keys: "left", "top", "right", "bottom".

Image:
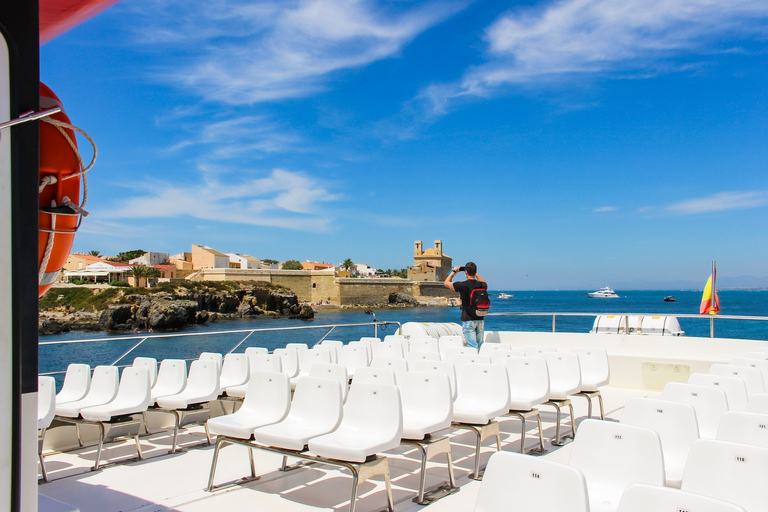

{"left": 373, "top": 340, "right": 405, "bottom": 359}
{"left": 285, "top": 343, "right": 308, "bottom": 355}
{"left": 400, "top": 371, "right": 452, "bottom": 435}
{"left": 716, "top": 411, "right": 768, "bottom": 449}
{"left": 309, "top": 363, "right": 349, "bottom": 401}
{"left": 689, "top": 373, "right": 748, "bottom": 411}
{"left": 661, "top": 382, "right": 728, "bottom": 438}
{"left": 348, "top": 340, "right": 372, "bottom": 363}
{"left": 289, "top": 376, "right": 343, "bottom": 431}
{"left": 298, "top": 348, "right": 332, "bottom": 374}
{"left": 620, "top": 397, "right": 699, "bottom": 485}
{"left": 438, "top": 335, "right": 464, "bottom": 356}
{"left": 339, "top": 343, "right": 369, "bottom": 373}
{"left": 502, "top": 356, "right": 550, "bottom": 407}
{"left": 475, "top": 451, "right": 589, "bottom": 512}
{"left": 409, "top": 359, "right": 457, "bottom": 401}
{"left": 457, "top": 363, "right": 511, "bottom": 411}
{"left": 132, "top": 357, "right": 158, "bottom": 387}
{"left": 383, "top": 335, "right": 406, "bottom": 343}
{"left": 405, "top": 351, "right": 441, "bottom": 364}
{"left": 186, "top": 359, "right": 220, "bottom": 397}
{"left": 450, "top": 354, "right": 491, "bottom": 383}
{"left": 441, "top": 346, "right": 478, "bottom": 361}
{"left": 319, "top": 340, "right": 343, "bottom": 364}
{"left": 571, "top": 347, "right": 610, "bottom": 391}
{"left": 152, "top": 359, "right": 187, "bottom": 400}
{"left": 478, "top": 343, "right": 513, "bottom": 356}
{"left": 240, "top": 371, "right": 291, "bottom": 423}
{"left": 244, "top": 347, "right": 268, "bottom": 358}
{"left": 38, "top": 376, "right": 56, "bottom": 429}
{"left": 273, "top": 348, "right": 300, "bottom": 378}
{"left": 116, "top": 366, "right": 152, "bottom": 410}
{"left": 359, "top": 336, "right": 381, "bottom": 348}
{"left": 86, "top": 366, "right": 120, "bottom": 404}
{"left": 743, "top": 352, "right": 768, "bottom": 362}
{"left": 681, "top": 439, "right": 768, "bottom": 511}
{"left": 343, "top": 382, "right": 402, "bottom": 443}
{"left": 56, "top": 363, "right": 91, "bottom": 404}
{"left": 569, "top": 420, "right": 665, "bottom": 507}
{"left": 746, "top": 393, "right": 768, "bottom": 414}
{"left": 353, "top": 366, "right": 396, "bottom": 386}
{"left": 541, "top": 352, "right": 582, "bottom": 398}
{"left": 524, "top": 345, "right": 556, "bottom": 357}
{"left": 616, "top": 483, "right": 747, "bottom": 512}
{"left": 709, "top": 364, "right": 764, "bottom": 397}
{"left": 730, "top": 357, "right": 768, "bottom": 390}
{"left": 199, "top": 352, "right": 222, "bottom": 374}
{"left": 370, "top": 357, "right": 408, "bottom": 383}
{"left": 409, "top": 337, "right": 439, "bottom": 353}
{"left": 220, "top": 353, "right": 249, "bottom": 386}
{"left": 248, "top": 353, "right": 282, "bottom": 374}
{"left": 488, "top": 350, "right": 526, "bottom": 365}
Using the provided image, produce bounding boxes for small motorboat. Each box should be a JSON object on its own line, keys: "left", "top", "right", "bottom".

{"left": 497, "top": 293, "right": 513, "bottom": 299}
{"left": 664, "top": 296, "right": 677, "bottom": 302}
{"left": 586, "top": 287, "right": 619, "bottom": 298}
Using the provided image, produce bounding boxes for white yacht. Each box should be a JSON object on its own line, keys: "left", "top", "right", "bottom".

{"left": 586, "top": 287, "right": 620, "bottom": 298}
{"left": 497, "top": 293, "right": 513, "bottom": 299}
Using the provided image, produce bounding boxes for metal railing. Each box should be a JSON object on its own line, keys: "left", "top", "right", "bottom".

{"left": 487, "top": 311, "right": 768, "bottom": 338}
{"left": 39, "top": 320, "right": 401, "bottom": 376}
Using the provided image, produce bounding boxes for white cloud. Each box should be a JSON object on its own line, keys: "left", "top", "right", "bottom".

{"left": 129, "top": 0, "right": 464, "bottom": 104}
{"left": 592, "top": 206, "right": 618, "bottom": 212}
{"left": 420, "top": 0, "right": 768, "bottom": 114}
{"left": 99, "top": 168, "right": 341, "bottom": 231}
{"left": 666, "top": 191, "right": 768, "bottom": 215}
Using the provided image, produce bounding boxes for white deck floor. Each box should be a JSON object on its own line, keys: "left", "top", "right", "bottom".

{"left": 38, "top": 386, "right": 656, "bottom": 512}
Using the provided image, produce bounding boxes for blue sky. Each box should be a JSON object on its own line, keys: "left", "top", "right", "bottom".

{"left": 41, "top": 0, "right": 768, "bottom": 290}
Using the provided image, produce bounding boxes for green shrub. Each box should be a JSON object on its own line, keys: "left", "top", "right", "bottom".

{"left": 109, "top": 281, "right": 130, "bottom": 287}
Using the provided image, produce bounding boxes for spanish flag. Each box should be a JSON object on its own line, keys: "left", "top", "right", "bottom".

{"left": 700, "top": 269, "right": 720, "bottom": 315}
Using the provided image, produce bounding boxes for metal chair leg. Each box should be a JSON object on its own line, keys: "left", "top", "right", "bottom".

{"left": 93, "top": 423, "right": 105, "bottom": 470}
{"left": 38, "top": 428, "right": 49, "bottom": 483}
{"left": 206, "top": 436, "right": 229, "bottom": 491}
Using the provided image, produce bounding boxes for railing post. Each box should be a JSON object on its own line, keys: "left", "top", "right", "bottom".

{"left": 552, "top": 315, "right": 556, "bottom": 333}
{"left": 710, "top": 316, "right": 715, "bottom": 338}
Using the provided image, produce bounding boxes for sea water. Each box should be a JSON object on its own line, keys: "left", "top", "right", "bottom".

{"left": 40, "top": 290, "right": 768, "bottom": 381}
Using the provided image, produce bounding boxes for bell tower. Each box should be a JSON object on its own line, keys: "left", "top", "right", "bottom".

{"left": 414, "top": 240, "right": 423, "bottom": 257}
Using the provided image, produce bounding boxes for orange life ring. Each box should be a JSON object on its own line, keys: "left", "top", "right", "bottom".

{"left": 38, "top": 82, "right": 83, "bottom": 298}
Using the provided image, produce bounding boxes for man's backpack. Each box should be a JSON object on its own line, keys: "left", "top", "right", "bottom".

{"left": 469, "top": 286, "right": 491, "bottom": 317}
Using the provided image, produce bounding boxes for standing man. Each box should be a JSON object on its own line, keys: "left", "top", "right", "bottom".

{"left": 444, "top": 262, "right": 487, "bottom": 349}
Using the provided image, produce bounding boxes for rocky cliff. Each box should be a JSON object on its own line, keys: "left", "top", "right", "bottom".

{"left": 39, "top": 283, "right": 314, "bottom": 335}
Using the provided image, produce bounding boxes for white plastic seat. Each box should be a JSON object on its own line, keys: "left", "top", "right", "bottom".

{"left": 716, "top": 411, "right": 768, "bottom": 449}
{"left": 352, "top": 367, "right": 397, "bottom": 386}
{"left": 746, "top": 393, "right": 768, "bottom": 414}
{"left": 441, "top": 346, "right": 477, "bottom": 361}
{"left": 743, "top": 352, "right": 768, "bottom": 362}
{"left": 199, "top": 352, "right": 223, "bottom": 373}
{"left": 38, "top": 376, "right": 57, "bottom": 483}
{"left": 309, "top": 363, "right": 349, "bottom": 402}
{"left": 405, "top": 351, "right": 441, "bottom": 364}
{"left": 501, "top": 356, "right": 549, "bottom": 454}
{"left": 207, "top": 371, "right": 291, "bottom": 439}
{"left": 132, "top": 357, "right": 158, "bottom": 387}
{"left": 572, "top": 347, "right": 611, "bottom": 420}
{"left": 474, "top": 451, "right": 590, "bottom": 512}
{"left": 681, "top": 439, "right": 768, "bottom": 512}
{"left": 370, "top": 357, "right": 408, "bottom": 384}
{"left": 661, "top": 382, "right": 728, "bottom": 439}
{"left": 709, "top": 364, "right": 764, "bottom": 397}
{"left": 524, "top": 345, "right": 557, "bottom": 357}
{"left": 409, "top": 337, "right": 439, "bottom": 353}
{"left": 150, "top": 359, "right": 187, "bottom": 404}
{"left": 373, "top": 340, "right": 405, "bottom": 358}
{"left": 438, "top": 335, "right": 464, "bottom": 357}
{"left": 401, "top": 371, "right": 453, "bottom": 440}
{"left": 616, "top": 483, "right": 747, "bottom": 512}
{"left": 569, "top": 419, "right": 666, "bottom": 512}
{"left": 244, "top": 347, "right": 268, "bottom": 359}
{"left": 291, "top": 348, "right": 333, "bottom": 389}
{"left": 55, "top": 363, "right": 91, "bottom": 405}
{"left": 273, "top": 348, "right": 299, "bottom": 378}
{"left": 730, "top": 357, "right": 768, "bottom": 390}
{"left": 227, "top": 353, "right": 284, "bottom": 399}
{"left": 319, "top": 340, "right": 343, "bottom": 364}
{"left": 219, "top": 353, "right": 249, "bottom": 393}
{"left": 285, "top": 343, "right": 308, "bottom": 356}
{"left": 488, "top": 350, "right": 526, "bottom": 365}
{"left": 689, "top": 373, "right": 748, "bottom": 411}
{"left": 156, "top": 359, "right": 220, "bottom": 409}
{"left": 55, "top": 366, "right": 119, "bottom": 418}
{"left": 383, "top": 334, "right": 407, "bottom": 344}
{"left": 541, "top": 352, "right": 581, "bottom": 445}
{"left": 620, "top": 397, "right": 699, "bottom": 488}
{"left": 348, "top": 340, "right": 372, "bottom": 364}
{"left": 409, "top": 359, "right": 457, "bottom": 401}
{"left": 452, "top": 363, "right": 511, "bottom": 479}
{"left": 478, "top": 343, "right": 513, "bottom": 357}
{"left": 81, "top": 367, "right": 152, "bottom": 422}
{"left": 450, "top": 354, "right": 491, "bottom": 384}
{"left": 339, "top": 343, "right": 369, "bottom": 378}
{"left": 252, "top": 376, "right": 343, "bottom": 450}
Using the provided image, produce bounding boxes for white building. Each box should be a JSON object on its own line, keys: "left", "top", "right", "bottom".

{"left": 65, "top": 261, "right": 132, "bottom": 283}
{"left": 355, "top": 263, "right": 377, "bottom": 277}
{"left": 129, "top": 251, "right": 169, "bottom": 267}
{"left": 227, "top": 253, "right": 262, "bottom": 269}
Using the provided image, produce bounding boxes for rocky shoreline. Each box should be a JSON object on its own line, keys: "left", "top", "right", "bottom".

{"left": 39, "top": 284, "right": 314, "bottom": 335}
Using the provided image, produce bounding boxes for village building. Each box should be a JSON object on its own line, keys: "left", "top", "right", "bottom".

{"left": 407, "top": 240, "right": 452, "bottom": 282}
{"left": 64, "top": 260, "right": 132, "bottom": 283}
{"left": 227, "top": 253, "right": 262, "bottom": 270}
{"left": 129, "top": 251, "right": 169, "bottom": 267}
{"left": 191, "top": 245, "right": 229, "bottom": 269}
{"left": 169, "top": 252, "right": 193, "bottom": 271}
{"left": 62, "top": 253, "right": 104, "bottom": 272}
{"left": 300, "top": 261, "right": 335, "bottom": 271}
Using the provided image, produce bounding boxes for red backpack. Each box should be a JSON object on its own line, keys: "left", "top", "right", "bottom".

{"left": 469, "top": 286, "right": 491, "bottom": 317}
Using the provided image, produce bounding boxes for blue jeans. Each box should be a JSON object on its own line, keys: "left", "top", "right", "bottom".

{"left": 462, "top": 320, "right": 484, "bottom": 349}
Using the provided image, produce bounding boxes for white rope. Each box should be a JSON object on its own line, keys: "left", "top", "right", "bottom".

{"left": 39, "top": 175, "right": 57, "bottom": 193}
{"left": 61, "top": 196, "right": 89, "bottom": 217}
{"left": 39, "top": 204, "right": 56, "bottom": 285}
{"left": 40, "top": 117, "right": 97, "bottom": 208}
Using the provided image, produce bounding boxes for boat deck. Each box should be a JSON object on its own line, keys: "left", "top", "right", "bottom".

{"left": 38, "top": 386, "right": 654, "bottom": 512}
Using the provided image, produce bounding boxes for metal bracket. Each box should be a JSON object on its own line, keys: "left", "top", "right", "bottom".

{"left": 0, "top": 106, "right": 62, "bottom": 131}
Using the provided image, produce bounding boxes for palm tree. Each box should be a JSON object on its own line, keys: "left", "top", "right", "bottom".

{"left": 128, "top": 265, "right": 146, "bottom": 287}
{"left": 88, "top": 250, "right": 102, "bottom": 257}
{"left": 145, "top": 267, "right": 161, "bottom": 288}
{"left": 342, "top": 258, "right": 354, "bottom": 271}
